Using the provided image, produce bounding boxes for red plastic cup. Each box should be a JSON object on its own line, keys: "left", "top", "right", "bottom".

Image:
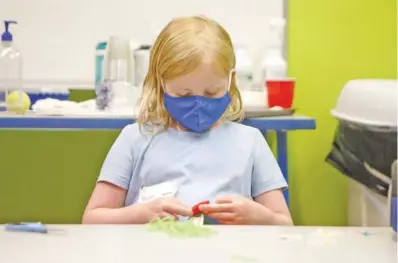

{"left": 266, "top": 78, "right": 295, "bottom": 109}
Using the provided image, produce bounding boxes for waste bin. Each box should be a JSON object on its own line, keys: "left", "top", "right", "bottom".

{"left": 326, "top": 79, "right": 397, "bottom": 226}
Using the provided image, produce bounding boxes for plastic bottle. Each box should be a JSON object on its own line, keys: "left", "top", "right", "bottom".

{"left": 95, "top": 41, "right": 107, "bottom": 87}
{"left": 261, "top": 18, "right": 287, "bottom": 80}
{"left": 234, "top": 43, "right": 253, "bottom": 91}
{"left": 133, "top": 45, "right": 151, "bottom": 88}
{"left": 0, "top": 20, "right": 22, "bottom": 111}
{"left": 128, "top": 40, "right": 139, "bottom": 86}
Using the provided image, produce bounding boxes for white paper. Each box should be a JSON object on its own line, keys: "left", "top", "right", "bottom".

{"left": 136, "top": 181, "right": 180, "bottom": 204}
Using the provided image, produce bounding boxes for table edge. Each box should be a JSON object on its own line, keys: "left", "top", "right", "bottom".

{"left": 0, "top": 115, "right": 316, "bottom": 131}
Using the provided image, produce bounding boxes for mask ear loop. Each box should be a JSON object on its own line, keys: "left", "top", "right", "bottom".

{"left": 227, "top": 69, "right": 235, "bottom": 92}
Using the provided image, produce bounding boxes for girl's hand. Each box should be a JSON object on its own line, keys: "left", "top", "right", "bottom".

{"left": 199, "top": 196, "right": 272, "bottom": 225}
{"left": 141, "top": 197, "right": 193, "bottom": 222}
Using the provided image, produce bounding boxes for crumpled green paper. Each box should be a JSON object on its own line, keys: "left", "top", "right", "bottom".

{"left": 145, "top": 217, "right": 216, "bottom": 238}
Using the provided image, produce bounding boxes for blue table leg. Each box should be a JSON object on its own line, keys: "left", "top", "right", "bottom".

{"left": 276, "top": 131, "right": 289, "bottom": 206}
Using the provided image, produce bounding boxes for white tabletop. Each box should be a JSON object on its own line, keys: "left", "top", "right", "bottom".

{"left": 0, "top": 225, "right": 396, "bottom": 263}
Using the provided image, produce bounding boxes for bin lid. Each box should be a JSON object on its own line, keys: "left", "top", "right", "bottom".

{"left": 331, "top": 79, "right": 397, "bottom": 127}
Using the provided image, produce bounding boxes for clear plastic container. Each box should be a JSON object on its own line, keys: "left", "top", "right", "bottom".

{"left": 97, "top": 36, "right": 136, "bottom": 113}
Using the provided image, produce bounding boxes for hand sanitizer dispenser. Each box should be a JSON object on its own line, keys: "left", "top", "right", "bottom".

{"left": 0, "top": 20, "right": 23, "bottom": 112}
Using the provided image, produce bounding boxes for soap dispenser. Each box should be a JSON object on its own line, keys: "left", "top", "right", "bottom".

{"left": 0, "top": 20, "right": 23, "bottom": 110}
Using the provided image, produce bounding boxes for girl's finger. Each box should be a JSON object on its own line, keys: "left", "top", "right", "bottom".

{"left": 159, "top": 212, "right": 178, "bottom": 220}
{"left": 215, "top": 196, "right": 234, "bottom": 204}
{"left": 199, "top": 203, "right": 234, "bottom": 213}
{"left": 206, "top": 212, "right": 235, "bottom": 221}
{"left": 164, "top": 203, "right": 193, "bottom": 217}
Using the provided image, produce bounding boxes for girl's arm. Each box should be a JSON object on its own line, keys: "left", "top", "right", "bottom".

{"left": 83, "top": 125, "right": 146, "bottom": 224}
{"left": 254, "top": 189, "right": 293, "bottom": 225}
{"left": 251, "top": 129, "right": 293, "bottom": 225}
{"left": 82, "top": 182, "right": 149, "bottom": 224}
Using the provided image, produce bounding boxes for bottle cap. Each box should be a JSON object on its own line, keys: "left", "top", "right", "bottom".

{"left": 1, "top": 20, "right": 17, "bottom": 42}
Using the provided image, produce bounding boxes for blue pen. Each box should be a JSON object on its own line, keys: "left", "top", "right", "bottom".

{"left": 4, "top": 222, "right": 48, "bottom": 233}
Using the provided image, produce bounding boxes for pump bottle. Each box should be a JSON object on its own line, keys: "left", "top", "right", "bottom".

{"left": 0, "top": 20, "right": 22, "bottom": 110}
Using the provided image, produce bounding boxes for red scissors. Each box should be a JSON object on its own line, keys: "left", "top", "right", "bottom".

{"left": 190, "top": 200, "right": 210, "bottom": 225}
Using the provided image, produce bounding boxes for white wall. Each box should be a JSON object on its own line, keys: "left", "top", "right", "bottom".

{"left": 0, "top": 0, "right": 284, "bottom": 88}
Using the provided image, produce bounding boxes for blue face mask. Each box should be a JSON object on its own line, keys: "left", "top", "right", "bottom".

{"left": 164, "top": 91, "right": 231, "bottom": 133}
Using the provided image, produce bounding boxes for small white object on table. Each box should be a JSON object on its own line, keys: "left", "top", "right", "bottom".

{"left": 0, "top": 225, "right": 396, "bottom": 263}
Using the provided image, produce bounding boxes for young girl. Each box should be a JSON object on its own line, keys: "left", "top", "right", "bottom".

{"left": 83, "top": 15, "right": 292, "bottom": 225}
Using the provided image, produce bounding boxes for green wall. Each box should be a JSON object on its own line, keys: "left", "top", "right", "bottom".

{"left": 0, "top": 1, "right": 396, "bottom": 225}
{"left": 287, "top": 0, "right": 397, "bottom": 225}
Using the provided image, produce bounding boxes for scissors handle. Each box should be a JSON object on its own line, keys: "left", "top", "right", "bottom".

{"left": 4, "top": 222, "right": 47, "bottom": 233}
{"left": 191, "top": 200, "right": 210, "bottom": 215}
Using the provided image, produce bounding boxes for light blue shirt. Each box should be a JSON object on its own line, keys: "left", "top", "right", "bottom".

{"left": 98, "top": 122, "right": 287, "bottom": 208}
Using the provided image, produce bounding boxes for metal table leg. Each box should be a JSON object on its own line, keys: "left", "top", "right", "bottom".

{"left": 276, "top": 131, "right": 289, "bottom": 205}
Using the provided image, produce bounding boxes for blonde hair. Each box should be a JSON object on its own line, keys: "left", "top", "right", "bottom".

{"left": 137, "top": 15, "right": 244, "bottom": 132}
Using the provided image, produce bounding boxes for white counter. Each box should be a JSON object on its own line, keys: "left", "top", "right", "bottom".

{"left": 0, "top": 225, "right": 396, "bottom": 263}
